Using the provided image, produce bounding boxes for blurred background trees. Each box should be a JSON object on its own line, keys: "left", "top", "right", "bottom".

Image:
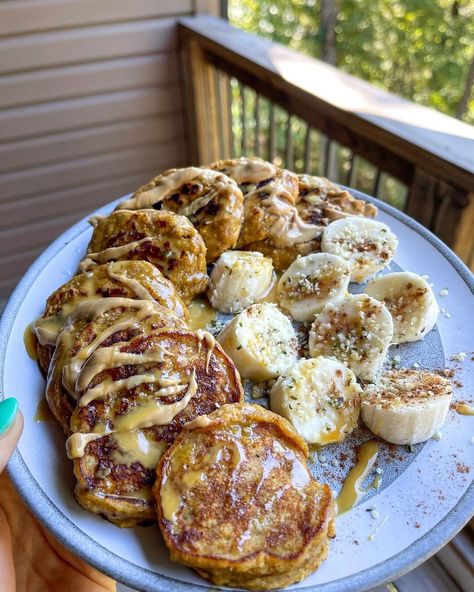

{"left": 228, "top": 0, "right": 474, "bottom": 124}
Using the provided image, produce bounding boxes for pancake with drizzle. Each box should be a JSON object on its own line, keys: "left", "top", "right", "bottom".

{"left": 80, "top": 209, "right": 208, "bottom": 304}
{"left": 66, "top": 329, "right": 244, "bottom": 527}
{"left": 296, "top": 174, "right": 377, "bottom": 227}
{"left": 207, "top": 158, "right": 377, "bottom": 271}
{"left": 155, "top": 403, "right": 335, "bottom": 589}
{"left": 46, "top": 298, "right": 188, "bottom": 435}
{"left": 245, "top": 175, "right": 377, "bottom": 270}
{"left": 33, "top": 260, "right": 188, "bottom": 373}
{"left": 116, "top": 168, "right": 244, "bottom": 263}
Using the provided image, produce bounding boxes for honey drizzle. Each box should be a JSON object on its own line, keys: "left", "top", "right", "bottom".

{"left": 24, "top": 323, "right": 38, "bottom": 360}
{"left": 109, "top": 431, "right": 167, "bottom": 469}
{"left": 160, "top": 422, "right": 310, "bottom": 541}
{"left": 453, "top": 402, "right": 474, "bottom": 416}
{"left": 161, "top": 437, "right": 245, "bottom": 525}
{"left": 188, "top": 298, "right": 217, "bottom": 331}
{"left": 337, "top": 440, "right": 380, "bottom": 514}
{"left": 255, "top": 272, "right": 280, "bottom": 304}
{"left": 34, "top": 398, "right": 53, "bottom": 423}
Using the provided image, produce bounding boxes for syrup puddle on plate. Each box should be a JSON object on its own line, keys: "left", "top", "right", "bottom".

{"left": 453, "top": 402, "right": 474, "bottom": 416}
{"left": 337, "top": 440, "right": 380, "bottom": 514}
{"left": 255, "top": 272, "right": 280, "bottom": 304}
{"left": 188, "top": 298, "right": 217, "bottom": 331}
{"left": 34, "top": 398, "right": 54, "bottom": 423}
{"left": 24, "top": 323, "right": 38, "bottom": 361}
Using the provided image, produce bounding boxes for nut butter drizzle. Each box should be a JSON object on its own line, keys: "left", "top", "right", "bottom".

{"left": 116, "top": 168, "right": 243, "bottom": 222}
{"left": 79, "top": 237, "right": 155, "bottom": 272}
{"left": 223, "top": 158, "right": 322, "bottom": 247}
{"left": 77, "top": 348, "right": 180, "bottom": 407}
{"left": 33, "top": 263, "right": 155, "bottom": 347}
{"left": 222, "top": 158, "right": 277, "bottom": 185}
{"left": 195, "top": 329, "right": 216, "bottom": 372}
{"left": 105, "top": 264, "right": 157, "bottom": 302}
{"left": 117, "top": 167, "right": 204, "bottom": 210}
{"left": 60, "top": 301, "right": 214, "bottom": 462}
{"left": 66, "top": 371, "right": 197, "bottom": 459}
{"left": 60, "top": 297, "right": 161, "bottom": 396}
{"left": 178, "top": 174, "right": 242, "bottom": 220}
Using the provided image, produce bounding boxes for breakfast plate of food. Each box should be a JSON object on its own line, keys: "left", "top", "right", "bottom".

{"left": 1, "top": 157, "right": 473, "bottom": 591}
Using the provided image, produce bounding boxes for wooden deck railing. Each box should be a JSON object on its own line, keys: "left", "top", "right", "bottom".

{"left": 178, "top": 15, "right": 474, "bottom": 270}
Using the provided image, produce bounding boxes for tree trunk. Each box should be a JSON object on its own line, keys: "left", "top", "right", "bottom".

{"left": 456, "top": 53, "right": 474, "bottom": 120}
{"left": 320, "top": 0, "right": 338, "bottom": 65}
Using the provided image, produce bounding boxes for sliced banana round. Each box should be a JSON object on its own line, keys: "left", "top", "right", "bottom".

{"left": 365, "top": 271, "right": 438, "bottom": 344}
{"left": 361, "top": 368, "right": 452, "bottom": 445}
{"left": 217, "top": 302, "right": 298, "bottom": 382}
{"left": 208, "top": 251, "right": 274, "bottom": 314}
{"left": 270, "top": 356, "right": 361, "bottom": 445}
{"left": 321, "top": 218, "right": 398, "bottom": 282}
{"left": 308, "top": 294, "right": 393, "bottom": 382}
{"left": 277, "top": 253, "right": 351, "bottom": 322}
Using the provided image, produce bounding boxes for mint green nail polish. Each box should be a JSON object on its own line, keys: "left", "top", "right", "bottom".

{"left": 0, "top": 398, "right": 18, "bottom": 434}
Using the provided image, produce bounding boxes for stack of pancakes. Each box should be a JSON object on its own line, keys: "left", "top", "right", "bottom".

{"left": 30, "top": 157, "right": 377, "bottom": 588}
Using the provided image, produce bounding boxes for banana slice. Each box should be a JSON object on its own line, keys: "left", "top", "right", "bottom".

{"left": 270, "top": 356, "right": 361, "bottom": 445}
{"left": 277, "top": 253, "right": 351, "bottom": 322}
{"left": 308, "top": 294, "right": 393, "bottom": 382}
{"left": 321, "top": 218, "right": 398, "bottom": 282}
{"left": 208, "top": 251, "right": 274, "bottom": 314}
{"left": 365, "top": 271, "right": 438, "bottom": 343}
{"left": 361, "top": 368, "right": 452, "bottom": 445}
{"left": 217, "top": 302, "right": 298, "bottom": 382}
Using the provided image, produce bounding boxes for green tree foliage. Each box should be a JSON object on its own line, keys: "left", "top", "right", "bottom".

{"left": 229, "top": 0, "right": 474, "bottom": 123}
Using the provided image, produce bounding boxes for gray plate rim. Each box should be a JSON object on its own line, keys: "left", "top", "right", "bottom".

{"left": 1, "top": 190, "right": 473, "bottom": 592}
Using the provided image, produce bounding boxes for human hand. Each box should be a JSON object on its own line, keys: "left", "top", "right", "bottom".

{"left": 0, "top": 398, "right": 116, "bottom": 592}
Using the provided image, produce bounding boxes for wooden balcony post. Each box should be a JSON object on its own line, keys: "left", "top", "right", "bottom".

{"left": 452, "top": 193, "right": 474, "bottom": 269}
{"left": 179, "top": 38, "right": 220, "bottom": 165}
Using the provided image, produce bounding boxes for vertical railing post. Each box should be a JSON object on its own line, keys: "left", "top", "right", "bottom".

{"left": 179, "top": 38, "right": 220, "bottom": 164}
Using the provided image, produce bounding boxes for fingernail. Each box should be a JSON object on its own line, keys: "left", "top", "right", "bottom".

{"left": 0, "top": 398, "right": 19, "bottom": 435}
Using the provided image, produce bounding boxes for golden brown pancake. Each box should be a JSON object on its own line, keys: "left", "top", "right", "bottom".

{"left": 46, "top": 298, "right": 187, "bottom": 435}
{"left": 33, "top": 260, "right": 188, "bottom": 373}
{"left": 117, "top": 168, "right": 244, "bottom": 263}
{"left": 296, "top": 174, "right": 377, "bottom": 225}
{"left": 241, "top": 237, "right": 320, "bottom": 272}
{"left": 155, "top": 403, "right": 335, "bottom": 589}
{"left": 80, "top": 210, "right": 208, "bottom": 304}
{"left": 242, "top": 174, "right": 378, "bottom": 270}
{"left": 66, "top": 329, "right": 244, "bottom": 527}
{"left": 208, "top": 157, "right": 300, "bottom": 248}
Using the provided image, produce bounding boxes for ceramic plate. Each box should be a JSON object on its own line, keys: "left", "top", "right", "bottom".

{"left": 1, "top": 191, "right": 473, "bottom": 592}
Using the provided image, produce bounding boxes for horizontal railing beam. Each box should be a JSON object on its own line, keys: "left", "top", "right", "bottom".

{"left": 178, "top": 15, "right": 474, "bottom": 194}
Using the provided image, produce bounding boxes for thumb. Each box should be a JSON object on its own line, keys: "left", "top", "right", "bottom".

{"left": 0, "top": 399, "right": 23, "bottom": 473}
